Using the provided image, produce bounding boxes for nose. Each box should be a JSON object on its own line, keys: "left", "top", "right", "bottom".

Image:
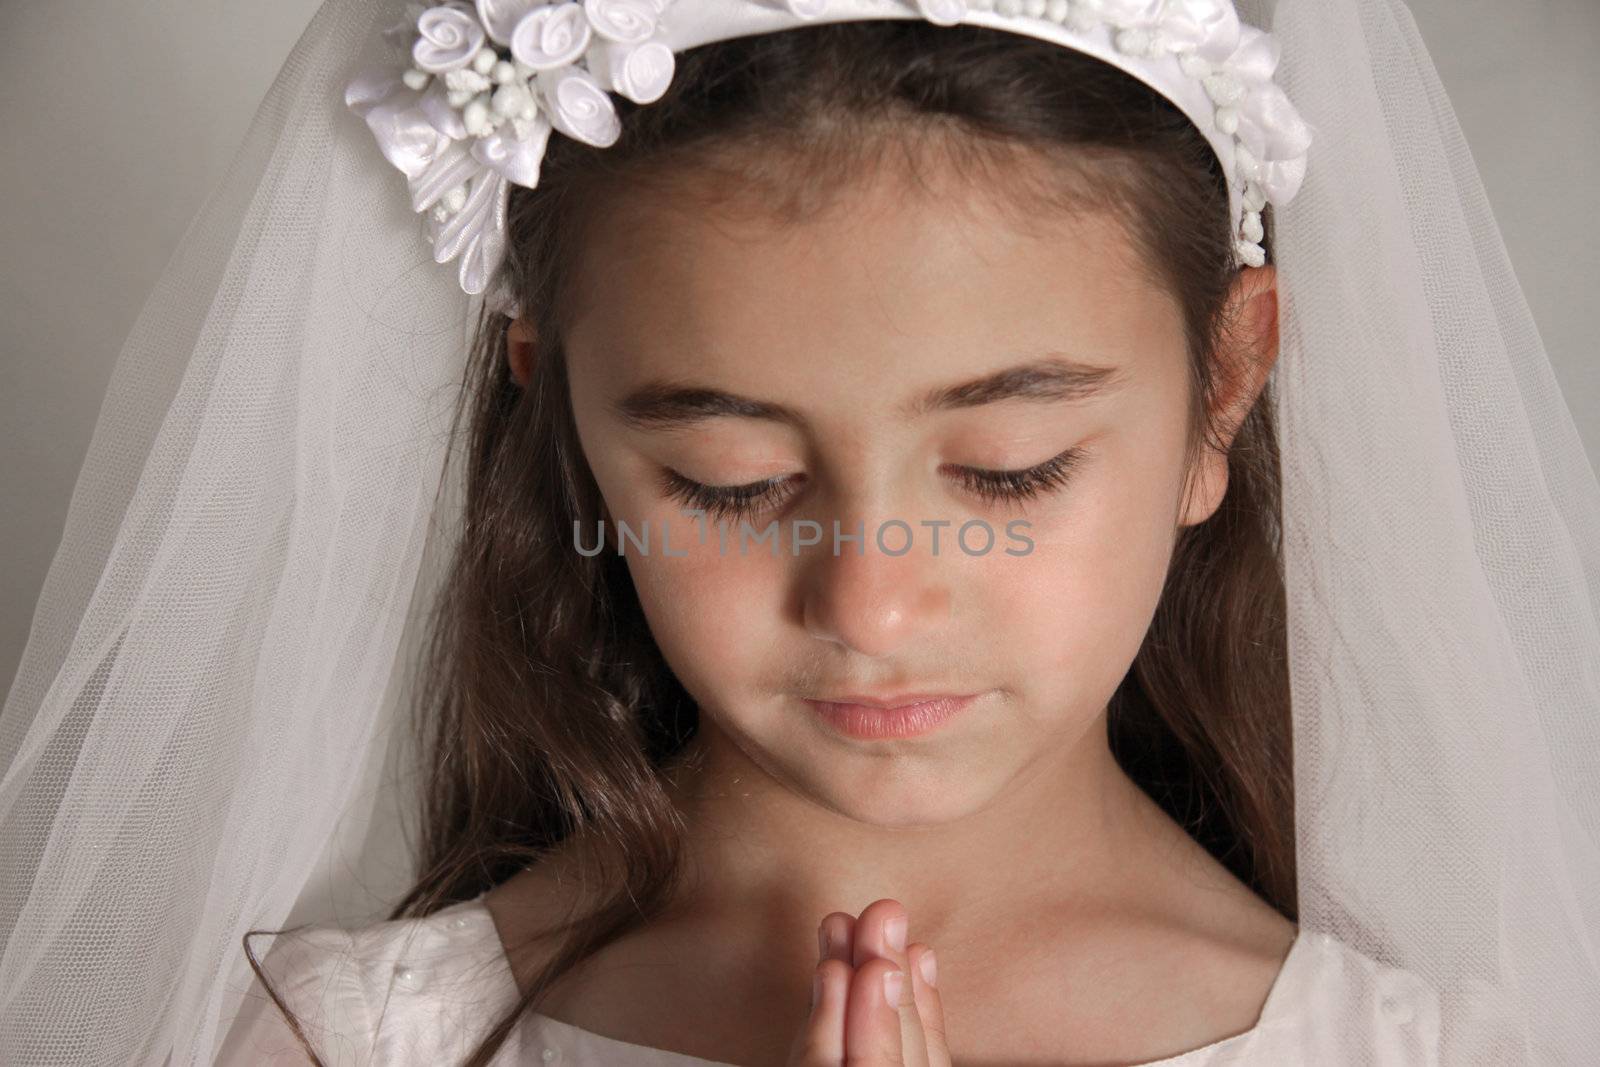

{"left": 799, "top": 512, "right": 953, "bottom": 658}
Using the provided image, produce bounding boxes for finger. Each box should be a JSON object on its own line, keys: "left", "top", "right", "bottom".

{"left": 819, "top": 911, "right": 857, "bottom": 965}
{"left": 788, "top": 913, "right": 857, "bottom": 1067}
{"left": 852, "top": 899, "right": 909, "bottom": 974}
{"left": 845, "top": 956, "right": 909, "bottom": 1065}
{"left": 786, "top": 957, "right": 852, "bottom": 1066}
{"left": 906, "top": 943, "right": 952, "bottom": 1067}
{"left": 851, "top": 900, "right": 927, "bottom": 1063}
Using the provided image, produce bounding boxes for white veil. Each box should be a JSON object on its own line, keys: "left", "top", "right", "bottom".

{"left": 1271, "top": 0, "right": 1600, "bottom": 1057}
{"left": 1, "top": 0, "right": 1595, "bottom": 1064}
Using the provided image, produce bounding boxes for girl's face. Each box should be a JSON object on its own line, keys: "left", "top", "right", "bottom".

{"left": 558, "top": 160, "right": 1242, "bottom": 829}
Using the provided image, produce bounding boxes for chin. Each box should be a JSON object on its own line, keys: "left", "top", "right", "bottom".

{"left": 798, "top": 764, "right": 997, "bottom": 828}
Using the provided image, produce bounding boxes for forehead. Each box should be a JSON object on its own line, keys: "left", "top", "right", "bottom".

{"left": 563, "top": 156, "right": 1183, "bottom": 410}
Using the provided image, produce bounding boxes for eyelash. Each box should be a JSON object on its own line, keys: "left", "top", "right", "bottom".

{"left": 659, "top": 446, "right": 1087, "bottom": 522}
{"left": 950, "top": 447, "right": 1087, "bottom": 506}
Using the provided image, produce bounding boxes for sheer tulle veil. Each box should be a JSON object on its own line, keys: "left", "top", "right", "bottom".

{"left": 0, "top": 0, "right": 1595, "bottom": 1063}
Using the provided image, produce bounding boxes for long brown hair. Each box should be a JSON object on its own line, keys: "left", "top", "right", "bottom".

{"left": 246, "top": 20, "right": 1292, "bottom": 1065}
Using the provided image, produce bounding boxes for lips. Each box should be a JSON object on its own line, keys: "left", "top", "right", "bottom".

{"left": 804, "top": 692, "right": 983, "bottom": 740}
{"left": 813, "top": 691, "right": 978, "bottom": 709}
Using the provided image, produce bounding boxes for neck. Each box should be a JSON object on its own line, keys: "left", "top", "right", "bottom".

{"left": 657, "top": 709, "right": 1153, "bottom": 950}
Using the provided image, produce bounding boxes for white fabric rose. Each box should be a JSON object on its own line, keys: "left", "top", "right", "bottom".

{"left": 412, "top": 3, "right": 488, "bottom": 73}
{"left": 475, "top": 0, "right": 540, "bottom": 44}
{"left": 587, "top": 37, "right": 676, "bottom": 104}
{"left": 585, "top": 0, "right": 660, "bottom": 44}
{"left": 511, "top": 2, "right": 593, "bottom": 70}
{"left": 537, "top": 65, "right": 623, "bottom": 147}
{"left": 346, "top": 72, "right": 453, "bottom": 181}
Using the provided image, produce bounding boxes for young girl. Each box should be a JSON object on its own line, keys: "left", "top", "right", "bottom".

{"left": 216, "top": 11, "right": 1436, "bottom": 1067}
{"left": 6, "top": 0, "right": 1594, "bottom": 1065}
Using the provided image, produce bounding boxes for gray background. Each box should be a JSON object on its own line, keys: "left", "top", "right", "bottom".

{"left": 3, "top": 0, "right": 1597, "bottom": 693}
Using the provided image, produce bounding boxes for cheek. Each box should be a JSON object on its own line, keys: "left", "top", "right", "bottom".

{"left": 576, "top": 419, "right": 783, "bottom": 706}
{"left": 992, "top": 446, "right": 1182, "bottom": 704}
{"left": 614, "top": 510, "right": 787, "bottom": 707}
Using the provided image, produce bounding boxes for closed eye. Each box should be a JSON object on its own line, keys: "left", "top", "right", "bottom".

{"left": 945, "top": 445, "right": 1087, "bottom": 506}
{"left": 659, "top": 444, "right": 1088, "bottom": 522}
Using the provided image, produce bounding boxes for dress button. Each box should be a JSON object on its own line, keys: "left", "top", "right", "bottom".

{"left": 451, "top": 915, "right": 471, "bottom": 929}
{"left": 394, "top": 964, "right": 423, "bottom": 989}
{"left": 541, "top": 1047, "right": 558, "bottom": 1062}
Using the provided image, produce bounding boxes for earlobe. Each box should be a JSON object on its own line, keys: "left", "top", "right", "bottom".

{"left": 506, "top": 317, "right": 536, "bottom": 387}
{"left": 1178, "top": 448, "right": 1229, "bottom": 529}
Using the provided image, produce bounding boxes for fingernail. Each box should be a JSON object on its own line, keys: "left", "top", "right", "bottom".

{"left": 885, "top": 915, "right": 907, "bottom": 952}
{"left": 883, "top": 970, "right": 904, "bottom": 1008}
{"left": 812, "top": 969, "right": 823, "bottom": 1011}
{"left": 918, "top": 948, "right": 938, "bottom": 988}
{"left": 818, "top": 923, "right": 830, "bottom": 960}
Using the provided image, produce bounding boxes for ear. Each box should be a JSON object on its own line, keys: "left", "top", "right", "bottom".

{"left": 506, "top": 317, "right": 536, "bottom": 388}
{"left": 1178, "top": 264, "right": 1280, "bottom": 528}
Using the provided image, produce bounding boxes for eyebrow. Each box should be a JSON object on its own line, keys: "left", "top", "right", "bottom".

{"left": 611, "top": 354, "right": 1127, "bottom": 432}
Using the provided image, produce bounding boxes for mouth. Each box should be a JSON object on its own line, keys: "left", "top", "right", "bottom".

{"left": 812, "top": 691, "right": 975, "bottom": 709}
{"left": 803, "top": 692, "right": 984, "bottom": 740}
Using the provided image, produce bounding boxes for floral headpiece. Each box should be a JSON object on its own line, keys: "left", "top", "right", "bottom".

{"left": 346, "top": 0, "right": 1313, "bottom": 316}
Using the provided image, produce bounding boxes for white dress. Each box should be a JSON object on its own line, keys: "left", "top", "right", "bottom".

{"left": 215, "top": 893, "right": 1443, "bottom": 1065}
